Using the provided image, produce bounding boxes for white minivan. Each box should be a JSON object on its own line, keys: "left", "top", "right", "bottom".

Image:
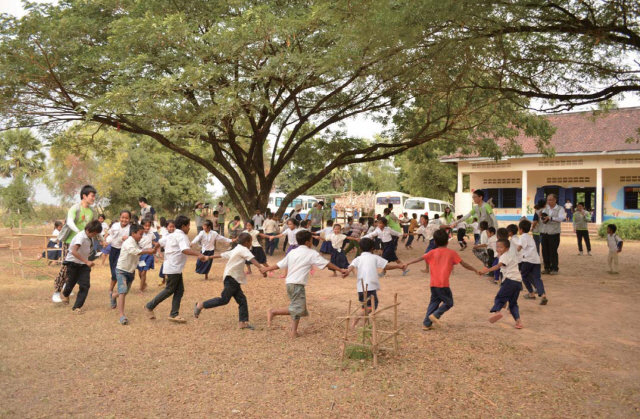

{"left": 403, "top": 197, "right": 454, "bottom": 220}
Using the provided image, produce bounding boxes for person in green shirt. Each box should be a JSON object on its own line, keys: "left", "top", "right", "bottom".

{"left": 305, "top": 201, "right": 325, "bottom": 247}
{"left": 573, "top": 202, "right": 592, "bottom": 256}
{"left": 442, "top": 206, "right": 455, "bottom": 225}
{"left": 451, "top": 190, "right": 498, "bottom": 231}
{"left": 384, "top": 206, "right": 402, "bottom": 250}
{"left": 53, "top": 185, "right": 97, "bottom": 303}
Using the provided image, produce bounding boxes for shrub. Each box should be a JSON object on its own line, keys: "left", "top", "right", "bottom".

{"left": 598, "top": 218, "right": 640, "bottom": 240}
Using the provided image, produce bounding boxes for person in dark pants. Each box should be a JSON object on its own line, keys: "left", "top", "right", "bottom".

{"left": 144, "top": 215, "right": 208, "bottom": 323}
{"left": 482, "top": 239, "right": 523, "bottom": 329}
{"left": 404, "top": 229, "right": 480, "bottom": 330}
{"left": 540, "top": 194, "right": 565, "bottom": 275}
{"left": 573, "top": 202, "right": 592, "bottom": 256}
{"left": 60, "top": 220, "right": 103, "bottom": 314}
{"left": 193, "top": 233, "right": 265, "bottom": 329}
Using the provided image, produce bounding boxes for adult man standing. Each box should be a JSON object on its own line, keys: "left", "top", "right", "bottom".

{"left": 305, "top": 201, "right": 324, "bottom": 247}
{"left": 52, "top": 185, "right": 97, "bottom": 303}
{"left": 216, "top": 202, "right": 227, "bottom": 236}
{"left": 195, "top": 202, "right": 205, "bottom": 233}
{"left": 540, "top": 194, "right": 565, "bottom": 275}
{"left": 139, "top": 197, "right": 156, "bottom": 221}
{"left": 252, "top": 208, "right": 265, "bottom": 230}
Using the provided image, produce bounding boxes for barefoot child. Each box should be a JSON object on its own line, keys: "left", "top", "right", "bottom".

{"left": 106, "top": 210, "right": 131, "bottom": 308}
{"left": 263, "top": 230, "right": 347, "bottom": 338}
{"left": 112, "top": 224, "right": 160, "bottom": 325}
{"left": 481, "top": 239, "right": 524, "bottom": 329}
{"left": 343, "top": 238, "right": 406, "bottom": 328}
{"left": 144, "top": 215, "right": 208, "bottom": 323}
{"left": 192, "top": 220, "right": 232, "bottom": 280}
{"left": 193, "top": 232, "right": 265, "bottom": 329}
{"left": 405, "top": 229, "right": 479, "bottom": 330}
{"left": 60, "top": 220, "right": 103, "bottom": 314}
{"left": 517, "top": 220, "right": 548, "bottom": 305}
{"left": 137, "top": 218, "right": 157, "bottom": 292}
{"left": 606, "top": 224, "right": 623, "bottom": 274}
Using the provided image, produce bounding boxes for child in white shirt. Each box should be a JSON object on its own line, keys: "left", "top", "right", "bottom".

{"left": 37, "top": 220, "right": 63, "bottom": 264}
{"left": 517, "top": 220, "right": 547, "bottom": 305}
{"left": 363, "top": 218, "right": 404, "bottom": 265}
{"left": 471, "top": 218, "right": 480, "bottom": 245}
{"left": 318, "top": 220, "right": 335, "bottom": 255}
{"left": 106, "top": 210, "right": 131, "bottom": 307}
{"left": 243, "top": 220, "right": 272, "bottom": 275}
{"left": 456, "top": 215, "right": 468, "bottom": 250}
{"left": 136, "top": 218, "right": 158, "bottom": 292}
{"left": 606, "top": 224, "right": 624, "bottom": 274}
{"left": 192, "top": 220, "right": 232, "bottom": 280}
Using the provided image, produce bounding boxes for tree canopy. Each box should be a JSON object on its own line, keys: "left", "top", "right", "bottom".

{"left": 1, "top": 0, "right": 636, "bottom": 218}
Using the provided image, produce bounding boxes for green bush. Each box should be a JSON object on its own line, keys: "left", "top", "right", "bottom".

{"left": 598, "top": 218, "right": 640, "bottom": 240}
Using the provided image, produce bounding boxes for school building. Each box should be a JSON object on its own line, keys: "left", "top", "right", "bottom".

{"left": 442, "top": 107, "right": 640, "bottom": 224}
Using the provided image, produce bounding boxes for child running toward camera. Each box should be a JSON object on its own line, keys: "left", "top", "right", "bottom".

{"left": 137, "top": 218, "right": 158, "bottom": 292}
{"left": 157, "top": 219, "right": 175, "bottom": 286}
{"left": 106, "top": 210, "right": 131, "bottom": 308}
{"left": 456, "top": 215, "right": 468, "bottom": 250}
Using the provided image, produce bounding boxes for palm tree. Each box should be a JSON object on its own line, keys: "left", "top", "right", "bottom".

{"left": 0, "top": 129, "right": 45, "bottom": 179}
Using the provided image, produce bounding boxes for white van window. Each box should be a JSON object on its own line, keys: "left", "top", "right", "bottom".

{"left": 405, "top": 200, "right": 425, "bottom": 210}
{"left": 429, "top": 202, "right": 439, "bottom": 211}
{"left": 376, "top": 197, "right": 401, "bottom": 205}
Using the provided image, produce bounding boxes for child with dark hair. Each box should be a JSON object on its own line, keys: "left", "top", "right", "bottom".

{"left": 481, "top": 239, "right": 523, "bottom": 329}
{"left": 60, "top": 220, "right": 103, "bottom": 314}
{"left": 243, "top": 221, "right": 272, "bottom": 276}
{"left": 37, "top": 220, "right": 64, "bottom": 264}
{"left": 157, "top": 219, "right": 175, "bottom": 286}
{"left": 313, "top": 223, "right": 356, "bottom": 277}
{"left": 136, "top": 218, "right": 158, "bottom": 292}
{"left": 606, "top": 224, "right": 623, "bottom": 274}
{"left": 106, "top": 210, "right": 131, "bottom": 308}
{"left": 318, "top": 219, "right": 335, "bottom": 255}
{"left": 573, "top": 202, "right": 592, "bottom": 256}
{"left": 112, "top": 223, "right": 160, "bottom": 325}
{"left": 518, "top": 220, "right": 548, "bottom": 305}
{"left": 405, "top": 213, "right": 419, "bottom": 249}
{"left": 193, "top": 232, "right": 266, "bottom": 329}
{"left": 192, "top": 219, "right": 232, "bottom": 280}
{"left": 363, "top": 217, "right": 404, "bottom": 266}
{"left": 405, "top": 229, "right": 480, "bottom": 330}
{"left": 506, "top": 224, "right": 520, "bottom": 259}
{"left": 456, "top": 215, "right": 468, "bottom": 250}
{"left": 263, "top": 230, "right": 347, "bottom": 338}
{"left": 343, "top": 238, "right": 407, "bottom": 328}
{"left": 471, "top": 217, "right": 480, "bottom": 245}
{"left": 144, "top": 215, "right": 208, "bottom": 323}
{"left": 531, "top": 199, "right": 547, "bottom": 254}
{"left": 472, "top": 221, "right": 494, "bottom": 272}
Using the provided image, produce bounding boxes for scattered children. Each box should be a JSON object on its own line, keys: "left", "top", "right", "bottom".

{"left": 144, "top": 215, "right": 208, "bottom": 323}
{"left": 471, "top": 217, "right": 480, "bottom": 245}
{"left": 37, "top": 220, "right": 63, "bottom": 264}
{"left": 480, "top": 239, "right": 523, "bottom": 329}
{"left": 106, "top": 210, "right": 131, "bottom": 308}
{"left": 263, "top": 230, "right": 347, "bottom": 338}
{"left": 573, "top": 202, "right": 592, "bottom": 256}
{"left": 313, "top": 224, "right": 352, "bottom": 277}
{"left": 343, "top": 238, "right": 406, "bottom": 328}
{"left": 193, "top": 232, "right": 266, "bottom": 329}
{"left": 192, "top": 219, "right": 232, "bottom": 280}
{"left": 405, "top": 229, "right": 480, "bottom": 330}
{"left": 137, "top": 218, "right": 157, "bottom": 292}
{"left": 363, "top": 217, "right": 405, "bottom": 268}
{"left": 517, "top": 220, "right": 548, "bottom": 305}
{"left": 456, "top": 215, "right": 468, "bottom": 250}
{"left": 606, "top": 224, "right": 623, "bottom": 274}
{"left": 112, "top": 223, "right": 159, "bottom": 325}
{"left": 157, "top": 219, "right": 175, "bottom": 286}
{"left": 243, "top": 221, "right": 272, "bottom": 275}
{"left": 318, "top": 220, "right": 335, "bottom": 255}
{"left": 60, "top": 220, "right": 103, "bottom": 314}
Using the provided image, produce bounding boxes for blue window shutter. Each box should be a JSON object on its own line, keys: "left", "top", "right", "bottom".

{"left": 516, "top": 189, "right": 522, "bottom": 208}
{"left": 534, "top": 188, "right": 544, "bottom": 205}
{"left": 558, "top": 188, "right": 566, "bottom": 205}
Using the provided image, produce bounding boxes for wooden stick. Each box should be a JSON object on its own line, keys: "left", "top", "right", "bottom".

{"left": 43, "top": 226, "right": 48, "bottom": 264}
{"left": 470, "top": 389, "right": 498, "bottom": 408}
{"left": 10, "top": 227, "right": 16, "bottom": 277}
{"left": 8, "top": 233, "right": 56, "bottom": 238}
{"left": 9, "top": 247, "right": 61, "bottom": 252}
{"left": 336, "top": 340, "right": 394, "bottom": 352}
{"left": 341, "top": 300, "right": 351, "bottom": 362}
{"left": 377, "top": 330, "right": 402, "bottom": 346}
{"left": 370, "top": 302, "right": 401, "bottom": 316}
{"left": 12, "top": 261, "right": 56, "bottom": 279}
{"left": 370, "top": 310, "right": 378, "bottom": 367}
{"left": 18, "top": 220, "right": 24, "bottom": 279}
{"left": 393, "top": 293, "right": 399, "bottom": 353}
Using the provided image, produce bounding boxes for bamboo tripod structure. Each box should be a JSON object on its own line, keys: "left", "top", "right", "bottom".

{"left": 338, "top": 281, "right": 401, "bottom": 367}
{"left": 1, "top": 220, "right": 60, "bottom": 279}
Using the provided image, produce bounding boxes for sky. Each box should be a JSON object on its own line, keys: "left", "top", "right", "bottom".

{"left": 1, "top": 0, "right": 638, "bottom": 204}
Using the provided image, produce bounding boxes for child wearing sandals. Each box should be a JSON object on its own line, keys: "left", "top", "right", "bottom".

{"left": 517, "top": 220, "right": 548, "bottom": 305}
{"left": 263, "top": 230, "right": 347, "bottom": 338}
{"left": 480, "top": 239, "right": 523, "bottom": 329}
{"left": 60, "top": 220, "right": 103, "bottom": 314}
{"left": 112, "top": 224, "right": 160, "bottom": 325}
{"left": 405, "top": 229, "right": 480, "bottom": 330}
{"left": 192, "top": 219, "right": 232, "bottom": 280}
{"left": 193, "top": 232, "right": 266, "bottom": 330}
{"left": 342, "top": 238, "right": 407, "bottom": 328}
{"left": 106, "top": 210, "right": 131, "bottom": 308}
{"left": 137, "top": 218, "right": 157, "bottom": 292}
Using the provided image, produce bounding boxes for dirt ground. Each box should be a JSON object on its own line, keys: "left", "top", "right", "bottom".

{"left": 0, "top": 229, "right": 639, "bottom": 419}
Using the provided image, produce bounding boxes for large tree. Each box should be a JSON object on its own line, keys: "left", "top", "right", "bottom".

{"left": 0, "top": 0, "right": 573, "bottom": 219}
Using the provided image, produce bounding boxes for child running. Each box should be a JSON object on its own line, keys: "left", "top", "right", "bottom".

{"left": 193, "top": 232, "right": 265, "bottom": 329}
{"left": 106, "top": 210, "right": 131, "bottom": 308}
{"left": 263, "top": 230, "right": 347, "bottom": 338}
{"left": 243, "top": 220, "right": 272, "bottom": 275}
{"left": 405, "top": 229, "right": 480, "bottom": 330}
{"left": 144, "top": 215, "right": 208, "bottom": 323}
{"left": 112, "top": 223, "right": 160, "bottom": 325}
{"left": 318, "top": 220, "right": 335, "bottom": 255}
{"left": 480, "top": 239, "right": 524, "bottom": 329}
{"left": 471, "top": 217, "right": 480, "bottom": 245}
{"left": 157, "top": 219, "right": 175, "bottom": 286}
{"left": 313, "top": 223, "right": 352, "bottom": 277}
{"left": 60, "top": 220, "right": 103, "bottom": 314}
{"left": 192, "top": 219, "right": 232, "bottom": 280}
{"left": 456, "top": 215, "right": 468, "bottom": 250}
{"left": 343, "top": 238, "right": 406, "bottom": 328}
{"left": 363, "top": 218, "right": 405, "bottom": 270}
{"left": 517, "top": 220, "right": 548, "bottom": 305}
{"left": 137, "top": 218, "right": 157, "bottom": 292}
{"left": 270, "top": 218, "right": 301, "bottom": 278}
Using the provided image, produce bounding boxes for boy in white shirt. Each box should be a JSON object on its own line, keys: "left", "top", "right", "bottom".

{"left": 471, "top": 218, "right": 480, "bottom": 245}
{"left": 193, "top": 232, "right": 266, "bottom": 329}
{"left": 472, "top": 222, "right": 495, "bottom": 273}
{"left": 106, "top": 210, "right": 131, "bottom": 308}
{"left": 112, "top": 224, "right": 160, "bottom": 325}
{"left": 144, "top": 215, "right": 208, "bottom": 323}
{"left": 606, "top": 224, "right": 624, "bottom": 274}
{"left": 343, "top": 238, "right": 406, "bottom": 328}
{"left": 506, "top": 224, "right": 520, "bottom": 259}
{"left": 517, "top": 220, "right": 548, "bottom": 305}
{"left": 481, "top": 239, "right": 523, "bottom": 329}
{"left": 60, "top": 220, "right": 103, "bottom": 314}
{"left": 263, "top": 230, "right": 347, "bottom": 338}
{"left": 455, "top": 215, "right": 468, "bottom": 250}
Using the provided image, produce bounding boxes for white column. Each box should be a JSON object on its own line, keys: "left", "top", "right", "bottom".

{"left": 596, "top": 167, "right": 603, "bottom": 224}
{"left": 522, "top": 169, "right": 528, "bottom": 216}
{"left": 457, "top": 170, "right": 463, "bottom": 193}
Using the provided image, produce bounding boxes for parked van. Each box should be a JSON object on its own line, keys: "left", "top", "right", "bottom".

{"left": 403, "top": 197, "right": 454, "bottom": 219}
{"left": 375, "top": 191, "right": 411, "bottom": 217}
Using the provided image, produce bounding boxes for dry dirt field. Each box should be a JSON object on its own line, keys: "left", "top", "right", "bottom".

{"left": 1, "top": 229, "right": 639, "bottom": 419}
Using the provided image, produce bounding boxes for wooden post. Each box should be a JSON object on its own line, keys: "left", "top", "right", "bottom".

{"left": 10, "top": 227, "right": 16, "bottom": 277}
{"left": 18, "top": 220, "right": 24, "bottom": 279}
{"left": 43, "top": 226, "right": 49, "bottom": 265}
{"left": 393, "top": 293, "right": 399, "bottom": 354}
{"left": 341, "top": 300, "right": 352, "bottom": 362}
{"left": 370, "top": 310, "right": 378, "bottom": 367}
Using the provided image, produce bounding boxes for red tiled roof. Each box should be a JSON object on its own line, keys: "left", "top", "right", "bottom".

{"left": 444, "top": 106, "right": 640, "bottom": 159}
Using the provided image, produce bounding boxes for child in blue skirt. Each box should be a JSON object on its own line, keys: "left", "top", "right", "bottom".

{"left": 363, "top": 218, "right": 404, "bottom": 267}
{"left": 137, "top": 218, "right": 158, "bottom": 292}
{"left": 192, "top": 220, "right": 232, "bottom": 280}
{"left": 242, "top": 221, "right": 272, "bottom": 276}
{"left": 313, "top": 224, "right": 351, "bottom": 276}
{"left": 318, "top": 220, "right": 334, "bottom": 255}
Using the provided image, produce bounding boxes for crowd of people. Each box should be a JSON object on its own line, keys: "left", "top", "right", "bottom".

{"left": 42, "top": 186, "right": 624, "bottom": 336}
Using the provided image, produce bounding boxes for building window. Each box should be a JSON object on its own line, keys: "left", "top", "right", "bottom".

{"left": 485, "top": 188, "right": 520, "bottom": 208}
{"left": 501, "top": 189, "right": 517, "bottom": 208}
{"left": 487, "top": 189, "right": 500, "bottom": 206}
{"left": 624, "top": 187, "right": 640, "bottom": 210}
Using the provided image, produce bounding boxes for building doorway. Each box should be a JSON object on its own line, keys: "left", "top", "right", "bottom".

{"left": 543, "top": 187, "right": 560, "bottom": 200}
{"left": 573, "top": 187, "right": 596, "bottom": 211}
